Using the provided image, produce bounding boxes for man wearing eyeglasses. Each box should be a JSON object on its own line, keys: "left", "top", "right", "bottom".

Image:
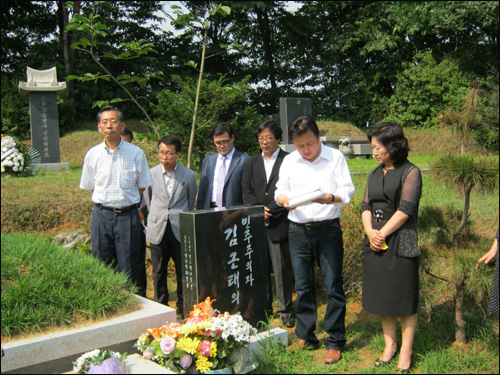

{"left": 197, "top": 122, "right": 250, "bottom": 210}
{"left": 142, "top": 134, "right": 197, "bottom": 318}
{"left": 242, "top": 120, "right": 295, "bottom": 328}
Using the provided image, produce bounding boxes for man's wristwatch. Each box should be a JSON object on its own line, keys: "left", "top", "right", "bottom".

{"left": 331, "top": 194, "right": 336, "bottom": 203}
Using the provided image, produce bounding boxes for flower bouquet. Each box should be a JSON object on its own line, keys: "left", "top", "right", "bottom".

{"left": 1, "top": 135, "right": 40, "bottom": 176}
{"left": 135, "top": 297, "right": 256, "bottom": 373}
{"left": 72, "top": 349, "right": 127, "bottom": 374}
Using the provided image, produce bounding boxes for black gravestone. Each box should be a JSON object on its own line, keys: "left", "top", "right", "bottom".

{"left": 279, "top": 97, "right": 312, "bottom": 144}
{"left": 180, "top": 205, "right": 268, "bottom": 328}
{"left": 29, "top": 92, "right": 62, "bottom": 163}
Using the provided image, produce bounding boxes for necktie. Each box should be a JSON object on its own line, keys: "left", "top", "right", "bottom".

{"left": 215, "top": 156, "right": 226, "bottom": 208}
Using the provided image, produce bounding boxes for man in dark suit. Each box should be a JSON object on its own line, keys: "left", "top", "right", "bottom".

{"left": 197, "top": 122, "right": 250, "bottom": 210}
{"left": 242, "top": 120, "right": 295, "bottom": 328}
{"left": 143, "top": 134, "right": 197, "bottom": 317}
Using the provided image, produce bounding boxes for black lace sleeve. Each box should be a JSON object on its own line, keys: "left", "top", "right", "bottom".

{"left": 398, "top": 164, "right": 422, "bottom": 217}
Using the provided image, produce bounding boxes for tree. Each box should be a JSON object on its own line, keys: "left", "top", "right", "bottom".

{"left": 154, "top": 74, "right": 260, "bottom": 172}
{"left": 388, "top": 51, "right": 470, "bottom": 128}
{"left": 170, "top": 3, "right": 240, "bottom": 168}
{"left": 437, "top": 85, "right": 483, "bottom": 154}
{"left": 431, "top": 154, "right": 498, "bottom": 343}
{"left": 65, "top": 2, "right": 162, "bottom": 137}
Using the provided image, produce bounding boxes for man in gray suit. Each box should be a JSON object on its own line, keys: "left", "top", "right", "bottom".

{"left": 143, "top": 134, "right": 197, "bottom": 317}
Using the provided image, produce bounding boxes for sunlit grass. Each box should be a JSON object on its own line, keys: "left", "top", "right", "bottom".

{"left": 1, "top": 232, "right": 139, "bottom": 338}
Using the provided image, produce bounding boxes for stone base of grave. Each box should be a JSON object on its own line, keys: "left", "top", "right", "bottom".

{"left": 67, "top": 325, "right": 288, "bottom": 374}
{"left": 37, "top": 162, "right": 70, "bottom": 170}
{"left": 1, "top": 296, "right": 176, "bottom": 374}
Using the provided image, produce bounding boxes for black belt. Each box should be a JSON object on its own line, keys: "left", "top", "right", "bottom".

{"left": 294, "top": 218, "right": 339, "bottom": 230}
{"left": 95, "top": 203, "right": 138, "bottom": 213}
{"left": 210, "top": 202, "right": 218, "bottom": 208}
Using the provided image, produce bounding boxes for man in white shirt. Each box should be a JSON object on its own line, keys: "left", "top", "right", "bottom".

{"left": 275, "top": 115, "right": 355, "bottom": 364}
{"left": 80, "top": 106, "right": 153, "bottom": 291}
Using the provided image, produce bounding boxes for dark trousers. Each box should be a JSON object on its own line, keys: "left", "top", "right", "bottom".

{"left": 150, "top": 220, "right": 183, "bottom": 314}
{"left": 266, "top": 236, "right": 294, "bottom": 317}
{"left": 90, "top": 206, "right": 142, "bottom": 289}
{"left": 135, "top": 227, "right": 147, "bottom": 297}
{"left": 288, "top": 219, "right": 346, "bottom": 350}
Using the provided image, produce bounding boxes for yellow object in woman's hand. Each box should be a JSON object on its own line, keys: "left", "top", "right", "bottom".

{"left": 380, "top": 242, "right": 388, "bottom": 250}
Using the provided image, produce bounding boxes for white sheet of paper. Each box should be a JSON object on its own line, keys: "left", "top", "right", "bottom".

{"left": 288, "top": 189, "right": 323, "bottom": 208}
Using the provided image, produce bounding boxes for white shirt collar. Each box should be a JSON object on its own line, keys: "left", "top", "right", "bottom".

{"left": 261, "top": 147, "right": 280, "bottom": 162}
{"left": 220, "top": 147, "right": 235, "bottom": 161}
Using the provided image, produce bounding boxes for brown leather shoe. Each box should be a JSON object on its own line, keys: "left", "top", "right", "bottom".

{"left": 325, "top": 349, "right": 342, "bottom": 364}
{"left": 289, "top": 338, "right": 318, "bottom": 351}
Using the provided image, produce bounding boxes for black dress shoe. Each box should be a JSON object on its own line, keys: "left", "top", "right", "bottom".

{"left": 396, "top": 353, "right": 413, "bottom": 373}
{"left": 374, "top": 344, "right": 399, "bottom": 367}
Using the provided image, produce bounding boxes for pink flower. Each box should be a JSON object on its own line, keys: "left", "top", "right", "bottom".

{"left": 186, "top": 317, "right": 202, "bottom": 324}
{"left": 179, "top": 354, "right": 192, "bottom": 369}
{"left": 160, "top": 336, "right": 176, "bottom": 355}
{"left": 199, "top": 340, "right": 212, "bottom": 357}
{"left": 143, "top": 348, "right": 155, "bottom": 360}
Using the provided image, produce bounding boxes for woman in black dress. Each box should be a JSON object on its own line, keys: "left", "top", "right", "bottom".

{"left": 476, "top": 228, "right": 499, "bottom": 316}
{"left": 360, "top": 122, "right": 422, "bottom": 373}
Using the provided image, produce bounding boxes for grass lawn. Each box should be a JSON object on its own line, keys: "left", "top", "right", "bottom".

{"left": 1, "top": 232, "right": 140, "bottom": 340}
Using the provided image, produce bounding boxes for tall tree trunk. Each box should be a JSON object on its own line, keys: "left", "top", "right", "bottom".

{"left": 454, "top": 275, "right": 467, "bottom": 344}
{"left": 58, "top": 1, "right": 78, "bottom": 123}
{"left": 187, "top": 28, "right": 208, "bottom": 170}
{"left": 457, "top": 190, "right": 470, "bottom": 235}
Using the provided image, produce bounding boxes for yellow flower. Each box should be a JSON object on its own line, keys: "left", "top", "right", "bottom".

{"left": 195, "top": 355, "right": 213, "bottom": 372}
{"left": 209, "top": 341, "right": 217, "bottom": 357}
{"left": 177, "top": 336, "right": 201, "bottom": 354}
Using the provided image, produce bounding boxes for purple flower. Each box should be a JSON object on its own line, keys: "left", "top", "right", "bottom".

{"left": 160, "top": 336, "right": 176, "bottom": 355}
{"left": 179, "top": 354, "right": 192, "bottom": 369}
{"left": 86, "top": 358, "right": 125, "bottom": 374}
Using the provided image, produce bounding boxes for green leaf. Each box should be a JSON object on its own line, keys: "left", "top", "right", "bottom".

{"left": 185, "top": 61, "right": 198, "bottom": 69}
{"left": 66, "top": 75, "right": 81, "bottom": 81}
{"left": 92, "top": 100, "right": 109, "bottom": 108}
{"left": 69, "top": 14, "right": 86, "bottom": 24}
{"left": 94, "top": 23, "right": 108, "bottom": 31}
{"left": 216, "top": 6, "right": 231, "bottom": 17}
{"left": 103, "top": 52, "right": 118, "bottom": 59}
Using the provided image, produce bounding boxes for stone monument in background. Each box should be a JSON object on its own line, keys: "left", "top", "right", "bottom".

{"left": 19, "top": 67, "right": 69, "bottom": 170}
{"left": 279, "top": 97, "right": 312, "bottom": 152}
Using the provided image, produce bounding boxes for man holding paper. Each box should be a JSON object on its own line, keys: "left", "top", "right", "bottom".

{"left": 275, "top": 115, "right": 355, "bottom": 365}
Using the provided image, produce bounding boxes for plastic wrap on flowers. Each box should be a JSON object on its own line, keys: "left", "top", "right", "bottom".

{"left": 1, "top": 135, "right": 40, "bottom": 176}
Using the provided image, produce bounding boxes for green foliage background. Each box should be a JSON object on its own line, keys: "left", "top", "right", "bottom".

{"left": 1, "top": 1, "right": 497, "bottom": 152}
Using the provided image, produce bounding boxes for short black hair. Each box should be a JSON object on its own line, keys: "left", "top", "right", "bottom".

{"left": 254, "top": 120, "right": 282, "bottom": 141}
{"left": 97, "top": 106, "right": 124, "bottom": 123}
{"left": 367, "top": 122, "right": 410, "bottom": 161}
{"left": 289, "top": 115, "right": 319, "bottom": 140}
{"left": 158, "top": 134, "right": 182, "bottom": 153}
{"left": 120, "top": 129, "right": 133, "bottom": 140}
{"left": 212, "top": 122, "right": 233, "bottom": 138}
